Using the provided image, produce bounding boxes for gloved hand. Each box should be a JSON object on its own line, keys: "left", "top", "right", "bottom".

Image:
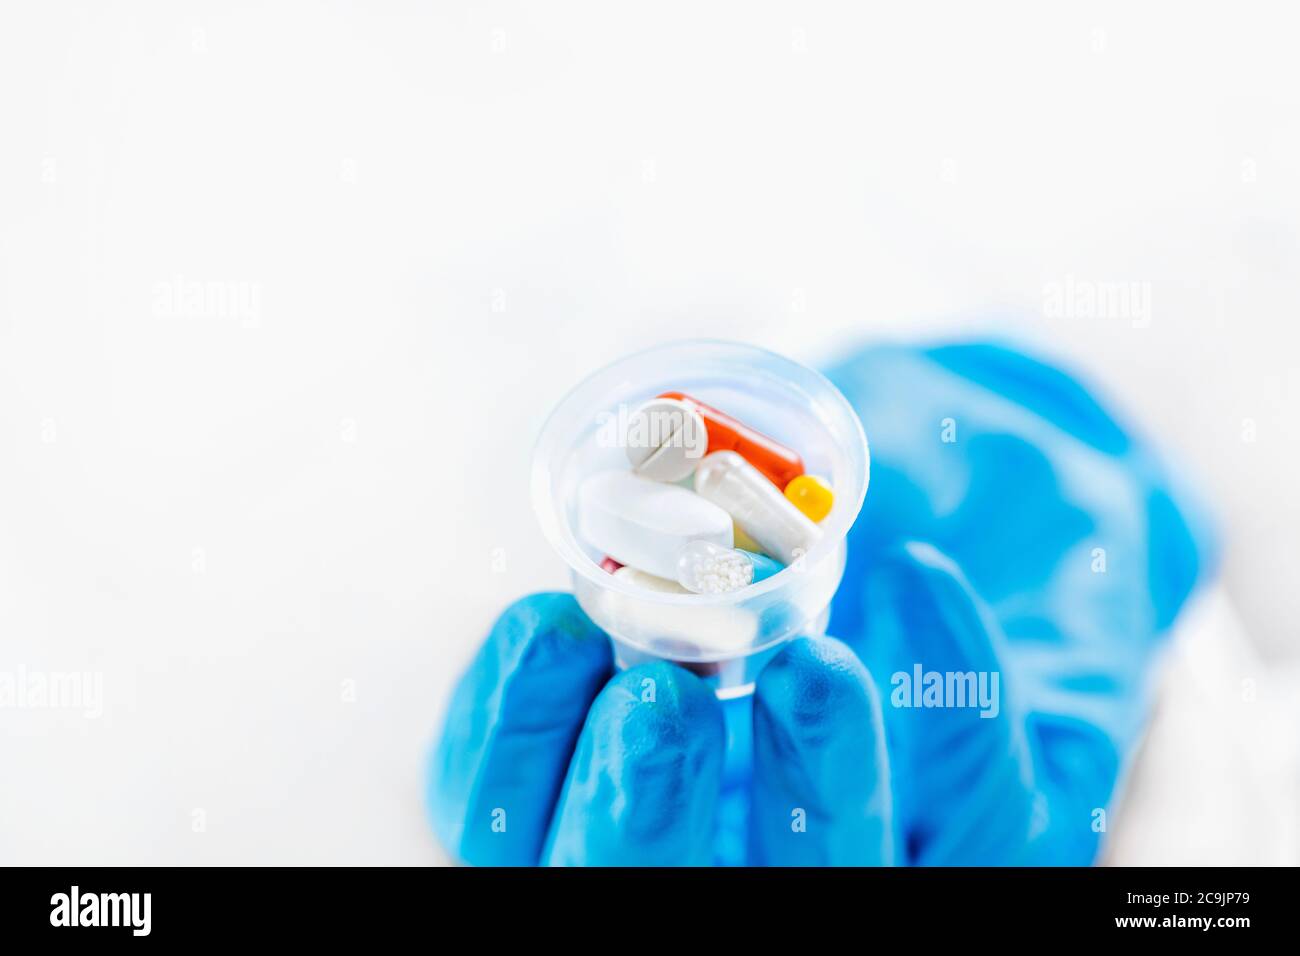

{"left": 427, "top": 341, "right": 1215, "bottom": 865}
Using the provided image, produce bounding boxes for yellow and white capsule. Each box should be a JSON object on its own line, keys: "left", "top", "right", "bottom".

{"left": 784, "top": 474, "right": 834, "bottom": 523}
{"left": 693, "top": 451, "right": 822, "bottom": 564}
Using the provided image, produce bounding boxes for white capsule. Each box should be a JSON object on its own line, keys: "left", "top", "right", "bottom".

{"left": 578, "top": 470, "right": 733, "bottom": 580}
{"left": 675, "top": 540, "right": 754, "bottom": 594}
{"left": 612, "top": 565, "right": 690, "bottom": 593}
{"left": 591, "top": 580, "right": 759, "bottom": 653}
{"left": 693, "top": 451, "right": 822, "bottom": 564}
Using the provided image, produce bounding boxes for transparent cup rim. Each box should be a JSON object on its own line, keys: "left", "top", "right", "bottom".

{"left": 530, "top": 339, "right": 869, "bottom": 607}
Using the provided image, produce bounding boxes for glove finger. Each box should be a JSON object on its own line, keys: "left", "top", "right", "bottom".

{"left": 542, "top": 662, "right": 725, "bottom": 866}
{"left": 863, "top": 542, "right": 1045, "bottom": 864}
{"left": 750, "top": 636, "right": 893, "bottom": 866}
{"left": 427, "top": 592, "right": 613, "bottom": 865}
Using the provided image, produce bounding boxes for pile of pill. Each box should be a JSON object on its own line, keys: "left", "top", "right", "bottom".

{"left": 577, "top": 391, "right": 835, "bottom": 596}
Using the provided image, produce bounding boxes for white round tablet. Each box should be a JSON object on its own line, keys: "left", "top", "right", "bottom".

{"left": 623, "top": 398, "right": 708, "bottom": 483}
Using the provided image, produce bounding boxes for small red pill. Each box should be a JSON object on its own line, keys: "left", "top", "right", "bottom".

{"left": 599, "top": 556, "right": 624, "bottom": 574}
{"left": 657, "top": 391, "right": 805, "bottom": 490}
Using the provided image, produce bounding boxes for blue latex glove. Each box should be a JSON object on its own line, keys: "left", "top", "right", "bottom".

{"left": 428, "top": 341, "right": 1215, "bottom": 865}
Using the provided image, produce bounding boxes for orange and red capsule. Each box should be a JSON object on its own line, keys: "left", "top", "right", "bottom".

{"left": 657, "top": 391, "right": 805, "bottom": 491}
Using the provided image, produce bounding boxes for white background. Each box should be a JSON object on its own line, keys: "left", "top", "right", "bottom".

{"left": 2, "top": 2, "right": 1297, "bottom": 864}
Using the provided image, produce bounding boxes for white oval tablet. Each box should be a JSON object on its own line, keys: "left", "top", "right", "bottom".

{"left": 578, "top": 470, "right": 733, "bottom": 580}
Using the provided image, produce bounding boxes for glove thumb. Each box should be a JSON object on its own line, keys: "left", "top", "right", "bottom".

{"left": 862, "top": 542, "right": 1046, "bottom": 864}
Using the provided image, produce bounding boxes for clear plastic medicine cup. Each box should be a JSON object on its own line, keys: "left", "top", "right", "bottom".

{"left": 531, "top": 341, "right": 870, "bottom": 698}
